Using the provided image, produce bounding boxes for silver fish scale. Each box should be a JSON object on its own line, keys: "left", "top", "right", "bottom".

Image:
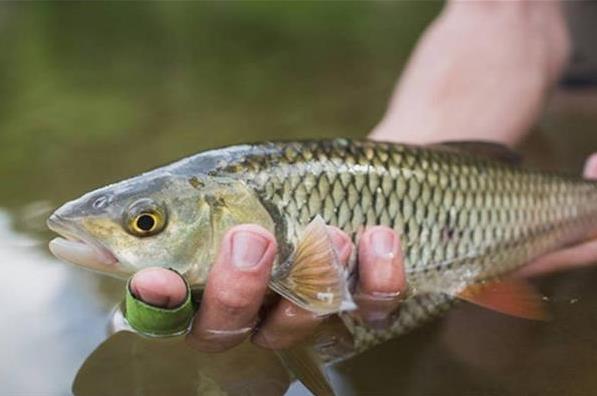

{"left": 221, "top": 139, "right": 597, "bottom": 353}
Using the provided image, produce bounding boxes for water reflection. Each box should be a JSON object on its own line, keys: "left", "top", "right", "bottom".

{"left": 0, "top": 209, "right": 115, "bottom": 395}
{"left": 73, "top": 333, "right": 291, "bottom": 396}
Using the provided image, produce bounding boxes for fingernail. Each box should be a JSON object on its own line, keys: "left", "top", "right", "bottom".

{"left": 129, "top": 280, "right": 165, "bottom": 307}
{"left": 370, "top": 229, "right": 395, "bottom": 259}
{"left": 231, "top": 231, "right": 269, "bottom": 269}
{"left": 584, "top": 153, "right": 597, "bottom": 180}
{"left": 130, "top": 268, "right": 187, "bottom": 308}
{"left": 328, "top": 227, "right": 350, "bottom": 259}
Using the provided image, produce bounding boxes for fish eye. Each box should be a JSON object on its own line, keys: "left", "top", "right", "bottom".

{"left": 125, "top": 199, "right": 167, "bottom": 237}
{"left": 134, "top": 213, "right": 157, "bottom": 232}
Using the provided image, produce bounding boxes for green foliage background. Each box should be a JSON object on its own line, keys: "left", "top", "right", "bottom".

{"left": 0, "top": 2, "right": 440, "bottom": 207}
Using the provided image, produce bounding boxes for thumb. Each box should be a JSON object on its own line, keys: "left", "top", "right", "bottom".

{"left": 130, "top": 267, "right": 188, "bottom": 308}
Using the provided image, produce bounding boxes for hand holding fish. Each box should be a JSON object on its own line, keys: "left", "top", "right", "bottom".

{"left": 129, "top": 224, "right": 406, "bottom": 351}
{"left": 126, "top": 151, "right": 597, "bottom": 352}
{"left": 515, "top": 154, "right": 597, "bottom": 278}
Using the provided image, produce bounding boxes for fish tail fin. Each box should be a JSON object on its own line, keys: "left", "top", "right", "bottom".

{"left": 269, "top": 215, "right": 356, "bottom": 316}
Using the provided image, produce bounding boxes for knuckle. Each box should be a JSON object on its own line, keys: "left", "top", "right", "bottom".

{"left": 214, "top": 288, "right": 253, "bottom": 315}
{"left": 359, "top": 269, "right": 406, "bottom": 297}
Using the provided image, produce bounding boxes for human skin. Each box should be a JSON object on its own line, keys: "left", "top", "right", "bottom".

{"left": 130, "top": 1, "right": 597, "bottom": 352}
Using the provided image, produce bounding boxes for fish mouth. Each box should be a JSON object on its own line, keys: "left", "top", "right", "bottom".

{"left": 47, "top": 213, "right": 119, "bottom": 272}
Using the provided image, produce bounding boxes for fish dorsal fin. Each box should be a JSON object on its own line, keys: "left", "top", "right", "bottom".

{"left": 433, "top": 140, "right": 522, "bottom": 165}
{"left": 277, "top": 346, "right": 336, "bottom": 396}
{"left": 269, "top": 215, "right": 356, "bottom": 316}
{"left": 457, "top": 278, "right": 548, "bottom": 320}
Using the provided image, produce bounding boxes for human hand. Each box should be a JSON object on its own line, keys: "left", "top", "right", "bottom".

{"left": 515, "top": 153, "right": 597, "bottom": 278}
{"left": 370, "top": 1, "right": 570, "bottom": 146}
{"left": 130, "top": 224, "right": 405, "bottom": 352}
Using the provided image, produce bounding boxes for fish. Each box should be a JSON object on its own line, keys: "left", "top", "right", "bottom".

{"left": 47, "top": 139, "right": 597, "bottom": 395}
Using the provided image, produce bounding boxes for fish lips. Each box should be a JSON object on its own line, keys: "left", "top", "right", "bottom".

{"left": 47, "top": 213, "right": 119, "bottom": 272}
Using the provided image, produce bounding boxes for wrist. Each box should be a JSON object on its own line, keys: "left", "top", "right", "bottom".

{"left": 443, "top": 0, "right": 570, "bottom": 83}
{"left": 369, "top": 1, "right": 570, "bottom": 147}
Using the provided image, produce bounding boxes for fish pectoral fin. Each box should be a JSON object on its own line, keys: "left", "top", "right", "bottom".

{"left": 432, "top": 141, "right": 522, "bottom": 165}
{"left": 277, "top": 346, "right": 336, "bottom": 396}
{"left": 269, "top": 215, "right": 356, "bottom": 316}
{"left": 457, "top": 278, "right": 549, "bottom": 321}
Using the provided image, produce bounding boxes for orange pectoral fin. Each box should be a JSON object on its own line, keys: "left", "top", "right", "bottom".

{"left": 457, "top": 279, "right": 549, "bottom": 321}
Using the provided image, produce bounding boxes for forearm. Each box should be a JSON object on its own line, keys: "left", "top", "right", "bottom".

{"left": 370, "top": 1, "right": 571, "bottom": 146}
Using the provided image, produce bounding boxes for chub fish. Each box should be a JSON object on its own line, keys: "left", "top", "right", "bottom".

{"left": 48, "top": 139, "right": 597, "bottom": 394}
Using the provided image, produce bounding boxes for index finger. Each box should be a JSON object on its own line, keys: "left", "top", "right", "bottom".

{"left": 187, "top": 225, "right": 277, "bottom": 352}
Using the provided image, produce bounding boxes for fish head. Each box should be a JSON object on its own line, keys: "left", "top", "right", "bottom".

{"left": 47, "top": 171, "right": 275, "bottom": 286}
{"left": 47, "top": 172, "right": 215, "bottom": 281}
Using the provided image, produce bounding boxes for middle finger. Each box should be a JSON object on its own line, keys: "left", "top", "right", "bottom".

{"left": 252, "top": 226, "right": 353, "bottom": 349}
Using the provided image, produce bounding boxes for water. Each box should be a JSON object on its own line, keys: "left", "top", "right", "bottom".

{"left": 1, "top": 2, "right": 597, "bottom": 395}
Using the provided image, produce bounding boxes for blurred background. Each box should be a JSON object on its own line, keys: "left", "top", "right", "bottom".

{"left": 1, "top": 2, "right": 597, "bottom": 396}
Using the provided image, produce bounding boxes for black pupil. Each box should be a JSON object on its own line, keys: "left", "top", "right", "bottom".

{"left": 136, "top": 214, "right": 155, "bottom": 231}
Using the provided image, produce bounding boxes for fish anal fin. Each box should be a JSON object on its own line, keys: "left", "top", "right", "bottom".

{"left": 457, "top": 279, "right": 548, "bottom": 321}
{"left": 277, "top": 346, "right": 336, "bottom": 396}
{"left": 433, "top": 140, "right": 522, "bottom": 165}
{"left": 270, "top": 215, "right": 356, "bottom": 316}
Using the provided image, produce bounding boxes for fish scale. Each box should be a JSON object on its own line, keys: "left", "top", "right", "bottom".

{"left": 217, "top": 139, "right": 597, "bottom": 353}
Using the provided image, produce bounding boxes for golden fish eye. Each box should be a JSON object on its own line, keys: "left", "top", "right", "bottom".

{"left": 133, "top": 213, "right": 158, "bottom": 234}
{"left": 125, "top": 199, "right": 167, "bottom": 237}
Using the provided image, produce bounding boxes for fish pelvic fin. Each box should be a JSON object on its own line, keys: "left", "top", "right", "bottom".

{"left": 276, "top": 345, "right": 336, "bottom": 396}
{"left": 457, "top": 278, "right": 549, "bottom": 321}
{"left": 269, "top": 215, "right": 356, "bottom": 316}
